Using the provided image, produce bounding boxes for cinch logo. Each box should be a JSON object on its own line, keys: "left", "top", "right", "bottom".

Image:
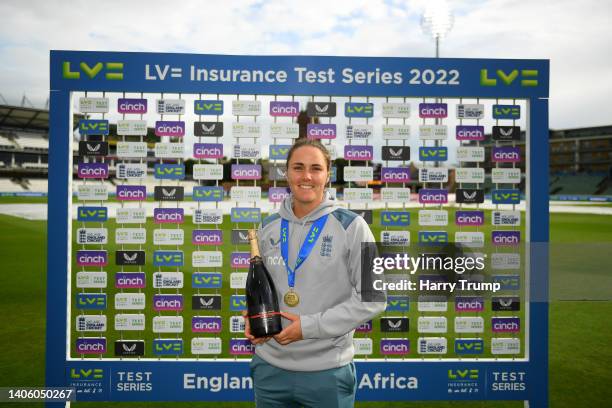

{"left": 456, "top": 189, "right": 484, "bottom": 204}
{"left": 69, "top": 368, "right": 104, "bottom": 380}
{"left": 155, "top": 121, "right": 185, "bottom": 137}
{"left": 192, "top": 316, "right": 222, "bottom": 333}
{"left": 455, "top": 297, "right": 484, "bottom": 312}
{"left": 154, "top": 164, "right": 185, "bottom": 180}
{"left": 419, "top": 147, "right": 447, "bottom": 161}
{"left": 492, "top": 104, "right": 521, "bottom": 120}
{"left": 76, "top": 338, "right": 107, "bottom": 354}
{"left": 448, "top": 369, "right": 479, "bottom": 380}
{"left": 76, "top": 293, "right": 107, "bottom": 310}
{"left": 270, "top": 101, "right": 300, "bottom": 117}
{"left": 269, "top": 187, "right": 291, "bottom": 203}
{"left": 480, "top": 68, "right": 538, "bottom": 87}
{"left": 492, "top": 297, "right": 521, "bottom": 311}
{"left": 270, "top": 145, "right": 291, "bottom": 160}
{"left": 118, "top": 98, "right": 147, "bottom": 114}
{"left": 493, "top": 275, "right": 520, "bottom": 290}
{"left": 192, "top": 273, "right": 222, "bottom": 289}
{"left": 154, "top": 186, "right": 184, "bottom": 201}
{"left": 193, "top": 230, "right": 223, "bottom": 246}
{"left": 115, "top": 250, "right": 145, "bottom": 266}
{"left": 492, "top": 317, "right": 520, "bottom": 333}
{"left": 154, "top": 208, "right": 184, "bottom": 224}
{"left": 386, "top": 296, "right": 410, "bottom": 312}
{"left": 79, "top": 141, "right": 109, "bottom": 157}
{"left": 382, "top": 146, "right": 410, "bottom": 161}
{"left": 153, "top": 339, "right": 183, "bottom": 356}
{"left": 115, "top": 272, "right": 146, "bottom": 289}
{"left": 381, "top": 211, "right": 410, "bottom": 227}
{"left": 345, "top": 102, "right": 374, "bottom": 118}
{"left": 455, "top": 339, "right": 484, "bottom": 355}
{"left": 306, "top": 102, "right": 337, "bottom": 117}
{"left": 492, "top": 189, "right": 520, "bottom": 205}
{"left": 231, "top": 165, "right": 262, "bottom": 180}
{"left": 307, "top": 124, "right": 336, "bottom": 139}
{"left": 380, "top": 339, "right": 410, "bottom": 355}
{"left": 380, "top": 317, "right": 409, "bottom": 332}
{"left": 116, "top": 185, "right": 146, "bottom": 201}
{"left": 193, "top": 186, "right": 224, "bottom": 202}
{"left": 456, "top": 125, "right": 485, "bottom": 141}
{"left": 492, "top": 126, "right": 521, "bottom": 141}
{"left": 492, "top": 147, "right": 521, "bottom": 163}
{"left": 77, "top": 250, "right": 107, "bottom": 266}
{"left": 356, "top": 321, "right": 373, "bottom": 333}
{"left": 193, "top": 295, "right": 222, "bottom": 310}
{"left": 230, "top": 207, "right": 261, "bottom": 223}
{"left": 344, "top": 145, "right": 373, "bottom": 161}
{"left": 419, "top": 103, "right": 447, "bottom": 118}
{"left": 153, "top": 251, "right": 183, "bottom": 267}
{"left": 418, "top": 231, "right": 448, "bottom": 244}
{"left": 62, "top": 61, "right": 123, "bottom": 80}
{"left": 78, "top": 163, "right": 109, "bottom": 179}
{"left": 231, "top": 252, "right": 250, "bottom": 269}
{"left": 455, "top": 211, "right": 484, "bottom": 226}
{"left": 194, "top": 121, "right": 224, "bottom": 137}
{"left": 492, "top": 231, "right": 521, "bottom": 246}
{"left": 381, "top": 167, "right": 410, "bottom": 183}
{"left": 153, "top": 295, "right": 183, "bottom": 311}
{"left": 229, "top": 339, "right": 255, "bottom": 355}
{"left": 419, "top": 189, "right": 448, "bottom": 204}
{"left": 194, "top": 100, "right": 224, "bottom": 115}
{"left": 77, "top": 206, "right": 108, "bottom": 222}
{"left": 194, "top": 143, "right": 223, "bottom": 159}
{"left": 230, "top": 295, "right": 247, "bottom": 312}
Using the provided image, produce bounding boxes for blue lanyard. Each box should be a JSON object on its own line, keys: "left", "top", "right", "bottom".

{"left": 280, "top": 214, "right": 329, "bottom": 288}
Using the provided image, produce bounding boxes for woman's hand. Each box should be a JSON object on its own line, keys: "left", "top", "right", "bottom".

{"left": 273, "top": 311, "right": 303, "bottom": 345}
{"left": 242, "top": 311, "right": 272, "bottom": 345}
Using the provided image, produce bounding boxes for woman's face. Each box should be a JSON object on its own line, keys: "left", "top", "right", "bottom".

{"left": 286, "top": 145, "right": 329, "bottom": 207}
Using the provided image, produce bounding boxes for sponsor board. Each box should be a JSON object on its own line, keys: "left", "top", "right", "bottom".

{"left": 386, "top": 296, "right": 410, "bottom": 312}
{"left": 153, "top": 339, "right": 183, "bottom": 356}
{"left": 117, "top": 98, "right": 147, "bottom": 114}
{"left": 492, "top": 147, "right": 521, "bottom": 163}
{"left": 154, "top": 163, "right": 185, "bottom": 180}
{"left": 76, "top": 315, "right": 107, "bottom": 332}
{"left": 76, "top": 250, "right": 107, "bottom": 267}
{"left": 417, "top": 296, "right": 448, "bottom": 312}
{"left": 353, "top": 338, "right": 373, "bottom": 355}
{"left": 419, "top": 189, "right": 447, "bottom": 204}
{"left": 326, "top": 187, "right": 337, "bottom": 200}
{"left": 117, "top": 120, "right": 147, "bottom": 136}
{"left": 492, "top": 210, "right": 521, "bottom": 226}
{"left": 382, "top": 146, "right": 410, "bottom": 161}
{"left": 115, "top": 272, "right": 146, "bottom": 289}
{"left": 153, "top": 272, "right": 184, "bottom": 289}
{"left": 152, "top": 316, "right": 184, "bottom": 334}
{"left": 454, "top": 317, "right": 485, "bottom": 333}
{"left": 492, "top": 296, "right": 521, "bottom": 311}
{"left": 116, "top": 163, "right": 147, "bottom": 179}
{"left": 380, "top": 339, "right": 410, "bottom": 355}
{"left": 418, "top": 168, "right": 448, "bottom": 183}
{"left": 115, "top": 228, "right": 146, "bottom": 245}
{"left": 492, "top": 126, "right": 521, "bottom": 141}
{"left": 232, "top": 100, "right": 261, "bottom": 116}
{"left": 114, "top": 293, "right": 146, "bottom": 310}
{"left": 229, "top": 316, "right": 246, "bottom": 333}
{"left": 116, "top": 185, "right": 146, "bottom": 201}
{"left": 492, "top": 231, "right": 521, "bottom": 246}
{"left": 114, "top": 314, "right": 146, "bottom": 331}
{"left": 456, "top": 125, "right": 485, "bottom": 141}
{"left": 455, "top": 167, "right": 485, "bottom": 183}
{"left": 454, "top": 338, "right": 484, "bottom": 355}
{"left": 455, "top": 297, "right": 484, "bottom": 312}
{"left": 194, "top": 100, "right": 223, "bottom": 115}
{"left": 193, "top": 209, "right": 224, "bottom": 225}
{"left": 492, "top": 104, "right": 520, "bottom": 120}
{"left": 230, "top": 186, "right": 262, "bottom": 202}
{"left": 491, "top": 253, "right": 521, "bottom": 270}
{"left": 115, "top": 208, "right": 146, "bottom": 224}
{"left": 115, "top": 250, "right": 145, "bottom": 266}
{"left": 492, "top": 317, "right": 521, "bottom": 333}
{"left": 268, "top": 164, "right": 287, "bottom": 180}
{"left": 76, "top": 271, "right": 107, "bottom": 289}
{"left": 115, "top": 340, "right": 145, "bottom": 357}
{"left": 153, "top": 294, "right": 183, "bottom": 312}
{"left": 382, "top": 103, "right": 410, "bottom": 118}
{"left": 381, "top": 230, "right": 410, "bottom": 246}
{"left": 491, "top": 338, "right": 521, "bottom": 355}
{"left": 194, "top": 121, "right": 223, "bottom": 137}
{"left": 153, "top": 229, "right": 185, "bottom": 245}
{"left": 230, "top": 252, "right": 250, "bottom": 269}
{"left": 192, "top": 337, "right": 223, "bottom": 355}
{"left": 191, "top": 251, "right": 223, "bottom": 268}
{"left": 77, "top": 206, "right": 108, "bottom": 222}
{"left": 456, "top": 146, "right": 485, "bottom": 162}
{"left": 155, "top": 121, "right": 185, "bottom": 137}
{"left": 307, "top": 124, "right": 336, "bottom": 139}
{"left": 193, "top": 295, "right": 222, "bottom": 311}
{"left": 192, "top": 273, "right": 223, "bottom": 289}
{"left": 344, "top": 145, "right": 373, "bottom": 161}
{"left": 229, "top": 338, "right": 255, "bottom": 355}
{"left": 231, "top": 230, "right": 250, "bottom": 245}
{"left": 419, "top": 103, "right": 447, "bottom": 118}
{"left": 382, "top": 125, "right": 410, "bottom": 140}
{"left": 230, "top": 207, "right": 261, "bottom": 223}
{"left": 192, "top": 164, "right": 224, "bottom": 180}
{"left": 193, "top": 143, "right": 223, "bottom": 159}
{"left": 417, "top": 337, "right": 447, "bottom": 354}
{"left": 344, "top": 166, "right": 373, "bottom": 182}
{"left": 356, "top": 321, "right": 373, "bottom": 333}
{"left": 492, "top": 189, "right": 521, "bottom": 204}
{"left": 155, "top": 142, "right": 185, "bottom": 158}
{"left": 154, "top": 186, "right": 184, "bottom": 201}
{"left": 76, "top": 228, "right": 108, "bottom": 245}
{"left": 192, "top": 230, "right": 223, "bottom": 246}
{"left": 343, "top": 188, "right": 373, "bottom": 202}
{"left": 306, "top": 102, "right": 336, "bottom": 117}
{"left": 418, "top": 210, "right": 448, "bottom": 226}
{"left": 381, "top": 211, "right": 410, "bottom": 227}
{"left": 456, "top": 104, "right": 484, "bottom": 119}
{"left": 231, "top": 164, "right": 262, "bottom": 180}
{"left": 268, "top": 187, "right": 291, "bottom": 203}
{"left": 79, "top": 141, "right": 108, "bottom": 157}
{"left": 419, "top": 146, "right": 447, "bottom": 161}
{"left": 78, "top": 163, "right": 109, "bottom": 179}
{"left": 492, "top": 275, "right": 521, "bottom": 290}
{"left": 269, "top": 144, "right": 291, "bottom": 160}
{"left": 270, "top": 123, "right": 299, "bottom": 138}
{"left": 345, "top": 124, "right": 373, "bottom": 140}
{"left": 417, "top": 316, "right": 447, "bottom": 333}
{"left": 455, "top": 231, "right": 485, "bottom": 248}
{"left": 270, "top": 101, "right": 299, "bottom": 117}
{"left": 345, "top": 102, "right": 373, "bottom": 118}
{"left": 418, "top": 231, "right": 448, "bottom": 244}
{"left": 75, "top": 338, "right": 106, "bottom": 355}
{"left": 380, "top": 317, "right": 409, "bottom": 333}
{"left": 492, "top": 168, "right": 522, "bottom": 184}
{"left": 232, "top": 122, "right": 262, "bottom": 138}
{"left": 455, "top": 211, "right": 485, "bottom": 226}
{"left": 156, "top": 99, "right": 185, "bottom": 115}
{"left": 419, "top": 124, "right": 448, "bottom": 140}
{"left": 153, "top": 250, "right": 184, "bottom": 267}
{"left": 230, "top": 273, "right": 248, "bottom": 289}
{"left": 455, "top": 189, "right": 484, "bottom": 204}
{"left": 79, "top": 119, "right": 109, "bottom": 135}
{"left": 233, "top": 144, "right": 261, "bottom": 160}
{"left": 192, "top": 186, "right": 224, "bottom": 203}
{"left": 154, "top": 208, "right": 184, "bottom": 224}
{"left": 381, "top": 187, "right": 411, "bottom": 202}
{"left": 116, "top": 141, "right": 147, "bottom": 158}
{"left": 79, "top": 97, "right": 109, "bottom": 113}
{"left": 381, "top": 167, "right": 411, "bottom": 183}
{"left": 76, "top": 293, "right": 107, "bottom": 310}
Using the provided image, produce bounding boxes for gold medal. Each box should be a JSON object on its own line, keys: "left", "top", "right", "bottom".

{"left": 284, "top": 289, "right": 300, "bottom": 307}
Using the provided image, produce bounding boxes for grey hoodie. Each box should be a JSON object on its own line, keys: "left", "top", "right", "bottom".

{"left": 255, "top": 192, "right": 386, "bottom": 371}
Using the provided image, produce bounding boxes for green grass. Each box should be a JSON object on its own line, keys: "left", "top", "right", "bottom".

{"left": 0, "top": 211, "right": 611, "bottom": 407}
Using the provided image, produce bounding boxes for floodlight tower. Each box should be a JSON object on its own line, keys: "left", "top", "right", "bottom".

{"left": 420, "top": 0, "right": 454, "bottom": 58}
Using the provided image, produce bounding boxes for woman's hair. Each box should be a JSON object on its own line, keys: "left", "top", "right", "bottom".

{"left": 286, "top": 139, "right": 332, "bottom": 171}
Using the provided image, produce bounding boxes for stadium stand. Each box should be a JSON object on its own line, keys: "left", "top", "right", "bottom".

{"left": 549, "top": 173, "right": 607, "bottom": 195}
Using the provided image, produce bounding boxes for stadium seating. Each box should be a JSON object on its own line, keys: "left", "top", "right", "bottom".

{"left": 26, "top": 179, "right": 48, "bottom": 192}
{"left": 549, "top": 173, "right": 607, "bottom": 195}
{"left": 14, "top": 131, "right": 49, "bottom": 150}
{"left": 0, "top": 178, "right": 28, "bottom": 192}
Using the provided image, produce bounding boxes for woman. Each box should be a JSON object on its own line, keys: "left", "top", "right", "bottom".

{"left": 245, "top": 138, "right": 386, "bottom": 408}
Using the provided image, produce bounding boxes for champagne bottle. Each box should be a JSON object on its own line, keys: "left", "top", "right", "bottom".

{"left": 246, "top": 229, "right": 282, "bottom": 338}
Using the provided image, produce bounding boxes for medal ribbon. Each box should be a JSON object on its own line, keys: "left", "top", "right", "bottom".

{"left": 280, "top": 214, "right": 329, "bottom": 289}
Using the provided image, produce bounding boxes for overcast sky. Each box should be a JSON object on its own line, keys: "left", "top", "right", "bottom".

{"left": 1, "top": 0, "right": 610, "bottom": 130}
